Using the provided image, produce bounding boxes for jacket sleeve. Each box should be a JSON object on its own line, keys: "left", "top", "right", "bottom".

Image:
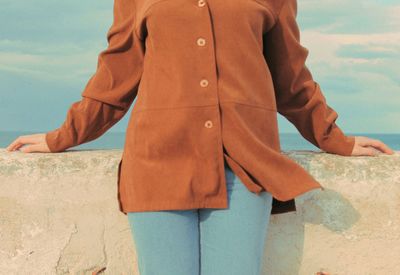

{"left": 262, "top": 0, "right": 355, "bottom": 156}
{"left": 45, "top": 0, "right": 145, "bottom": 152}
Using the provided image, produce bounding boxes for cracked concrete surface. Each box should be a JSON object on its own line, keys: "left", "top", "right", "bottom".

{"left": 0, "top": 148, "right": 399, "bottom": 274}
{"left": 0, "top": 149, "right": 138, "bottom": 275}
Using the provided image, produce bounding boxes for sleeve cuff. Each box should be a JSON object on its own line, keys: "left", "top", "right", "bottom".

{"left": 45, "top": 127, "right": 73, "bottom": 153}
{"left": 319, "top": 128, "right": 355, "bottom": 156}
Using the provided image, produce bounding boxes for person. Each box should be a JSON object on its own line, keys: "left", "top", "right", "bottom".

{"left": 6, "top": 0, "right": 394, "bottom": 274}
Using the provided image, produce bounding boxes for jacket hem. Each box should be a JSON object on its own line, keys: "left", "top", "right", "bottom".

{"left": 118, "top": 198, "right": 230, "bottom": 215}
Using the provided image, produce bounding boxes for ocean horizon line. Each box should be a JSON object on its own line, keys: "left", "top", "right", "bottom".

{"left": 1, "top": 131, "right": 399, "bottom": 151}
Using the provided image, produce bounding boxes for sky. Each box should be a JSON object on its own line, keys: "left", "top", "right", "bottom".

{"left": 0, "top": 0, "right": 399, "bottom": 134}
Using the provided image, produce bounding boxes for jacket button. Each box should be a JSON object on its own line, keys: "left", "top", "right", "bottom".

{"left": 204, "top": 120, "right": 213, "bottom": 128}
{"left": 198, "top": 0, "right": 206, "bottom": 7}
{"left": 200, "top": 79, "right": 209, "bottom": 87}
{"left": 197, "top": 38, "right": 206, "bottom": 46}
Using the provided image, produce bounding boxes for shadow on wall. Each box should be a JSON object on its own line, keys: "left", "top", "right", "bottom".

{"left": 262, "top": 149, "right": 399, "bottom": 275}
{"left": 264, "top": 188, "right": 360, "bottom": 275}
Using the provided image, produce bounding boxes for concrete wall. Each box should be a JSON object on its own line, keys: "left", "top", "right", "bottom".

{"left": 0, "top": 148, "right": 399, "bottom": 275}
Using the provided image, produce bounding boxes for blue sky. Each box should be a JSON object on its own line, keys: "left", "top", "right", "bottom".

{"left": 0, "top": 0, "right": 399, "bottom": 134}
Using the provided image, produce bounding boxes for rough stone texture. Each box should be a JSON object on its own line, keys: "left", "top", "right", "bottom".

{"left": 0, "top": 148, "right": 399, "bottom": 275}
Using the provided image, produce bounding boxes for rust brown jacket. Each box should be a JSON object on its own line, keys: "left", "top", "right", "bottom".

{"left": 45, "top": 0, "right": 355, "bottom": 215}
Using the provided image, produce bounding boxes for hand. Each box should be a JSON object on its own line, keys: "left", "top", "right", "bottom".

{"left": 6, "top": 133, "right": 51, "bottom": 153}
{"left": 351, "top": 135, "right": 395, "bottom": 156}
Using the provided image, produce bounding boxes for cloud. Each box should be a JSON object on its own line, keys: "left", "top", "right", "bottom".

{"left": 296, "top": 29, "right": 400, "bottom": 133}
{"left": 302, "top": 31, "right": 400, "bottom": 82}
{"left": 299, "top": 0, "right": 400, "bottom": 34}
{"left": 279, "top": 0, "right": 400, "bottom": 133}
{"left": 0, "top": 0, "right": 115, "bottom": 84}
{"left": 0, "top": 1, "right": 112, "bottom": 42}
{"left": 0, "top": 39, "right": 103, "bottom": 83}
{"left": 336, "top": 44, "right": 398, "bottom": 59}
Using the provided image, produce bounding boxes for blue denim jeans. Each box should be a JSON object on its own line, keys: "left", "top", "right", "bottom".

{"left": 127, "top": 161, "right": 273, "bottom": 275}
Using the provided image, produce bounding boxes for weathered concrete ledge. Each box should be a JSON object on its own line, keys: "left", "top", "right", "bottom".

{"left": 0, "top": 148, "right": 399, "bottom": 274}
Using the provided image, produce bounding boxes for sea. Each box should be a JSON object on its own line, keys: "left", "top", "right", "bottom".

{"left": 1, "top": 131, "right": 399, "bottom": 152}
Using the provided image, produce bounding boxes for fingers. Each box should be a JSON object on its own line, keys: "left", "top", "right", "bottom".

{"left": 6, "top": 133, "right": 47, "bottom": 153}
{"left": 6, "top": 135, "right": 33, "bottom": 152}
{"left": 357, "top": 136, "right": 395, "bottom": 155}
{"left": 368, "top": 139, "right": 394, "bottom": 154}
{"left": 354, "top": 146, "right": 380, "bottom": 157}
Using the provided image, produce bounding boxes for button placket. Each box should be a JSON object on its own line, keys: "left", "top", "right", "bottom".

{"left": 197, "top": 37, "right": 208, "bottom": 89}
{"left": 196, "top": 0, "right": 208, "bottom": 92}
{"left": 195, "top": 0, "right": 215, "bottom": 143}
{"left": 193, "top": 0, "right": 227, "bottom": 202}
